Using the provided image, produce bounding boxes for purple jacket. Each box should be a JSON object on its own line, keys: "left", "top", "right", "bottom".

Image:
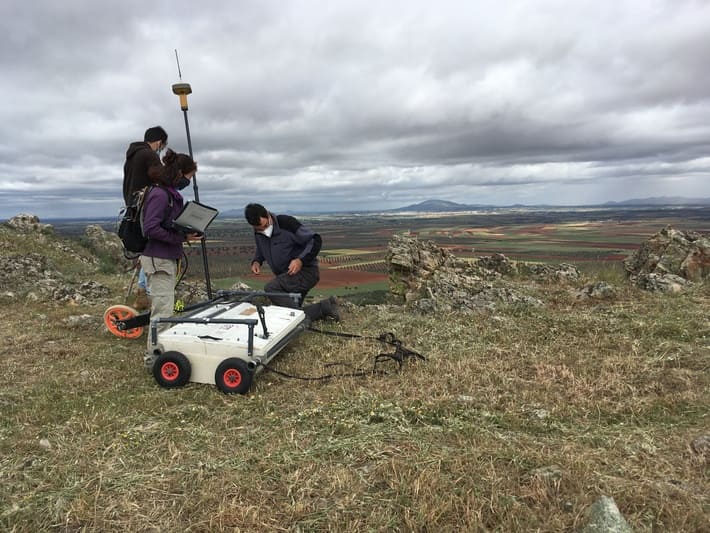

{"left": 142, "top": 186, "right": 185, "bottom": 260}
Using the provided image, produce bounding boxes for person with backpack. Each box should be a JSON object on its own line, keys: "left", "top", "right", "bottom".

{"left": 123, "top": 126, "right": 168, "bottom": 204}
{"left": 122, "top": 126, "right": 169, "bottom": 311}
{"left": 141, "top": 149, "right": 202, "bottom": 371}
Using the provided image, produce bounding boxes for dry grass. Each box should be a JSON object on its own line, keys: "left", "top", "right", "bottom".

{"left": 0, "top": 228, "right": 708, "bottom": 531}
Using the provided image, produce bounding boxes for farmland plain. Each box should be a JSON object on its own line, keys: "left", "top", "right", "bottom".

{"left": 174, "top": 205, "right": 710, "bottom": 295}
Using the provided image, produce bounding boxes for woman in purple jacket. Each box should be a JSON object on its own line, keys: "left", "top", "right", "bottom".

{"left": 140, "top": 149, "right": 201, "bottom": 370}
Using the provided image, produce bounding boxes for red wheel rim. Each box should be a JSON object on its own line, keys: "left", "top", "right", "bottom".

{"left": 104, "top": 305, "right": 143, "bottom": 339}
{"left": 160, "top": 362, "right": 180, "bottom": 381}
{"left": 223, "top": 368, "right": 242, "bottom": 388}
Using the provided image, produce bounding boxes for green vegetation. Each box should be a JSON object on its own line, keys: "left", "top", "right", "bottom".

{"left": 3, "top": 210, "right": 708, "bottom": 531}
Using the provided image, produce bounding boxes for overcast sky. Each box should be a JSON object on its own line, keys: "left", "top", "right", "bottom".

{"left": 1, "top": 0, "right": 709, "bottom": 219}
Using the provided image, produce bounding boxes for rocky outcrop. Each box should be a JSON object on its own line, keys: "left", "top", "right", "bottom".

{"left": 6, "top": 213, "right": 53, "bottom": 233}
{"left": 83, "top": 224, "right": 133, "bottom": 269}
{"left": 386, "top": 234, "right": 554, "bottom": 313}
{"left": 0, "top": 253, "right": 62, "bottom": 297}
{"left": 476, "top": 253, "right": 581, "bottom": 282}
{"left": 1, "top": 215, "right": 110, "bottom": 304}
{"left": 624, "top": 226, "right": 709, "bottom": 291}
{"left": 0, "top": 253, "right": 110, "bottom": 304}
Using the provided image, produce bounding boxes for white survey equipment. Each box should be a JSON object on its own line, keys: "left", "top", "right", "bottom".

{"left": 148, "top": 291, "right": 307, "bottom": 394}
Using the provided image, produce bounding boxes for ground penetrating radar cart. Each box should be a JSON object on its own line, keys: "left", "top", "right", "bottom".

{"left": 146, "top": 291, "right": 308, "bottom": 394}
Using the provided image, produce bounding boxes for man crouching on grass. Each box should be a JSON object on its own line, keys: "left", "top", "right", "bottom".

{"left": 245, "top": 203, "right": 340, "bottom": 322}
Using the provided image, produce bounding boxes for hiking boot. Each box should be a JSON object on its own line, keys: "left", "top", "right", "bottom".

{"left": 321, "top": 296, "right": 341, "bottom": 322}
{"left": 133, "top": 288, "right": 151, "bottom": 311}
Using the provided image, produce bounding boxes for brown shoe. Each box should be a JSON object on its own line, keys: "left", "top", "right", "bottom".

{"left": 133, "top": 288, "right": 151, "bottom": 311}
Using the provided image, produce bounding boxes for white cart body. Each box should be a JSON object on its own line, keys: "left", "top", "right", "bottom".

{"left": 152, "top": 300, "right": 307, "bottom": 386}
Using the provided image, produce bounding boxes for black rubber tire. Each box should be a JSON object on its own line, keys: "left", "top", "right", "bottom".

{"left": 214, "top": 358, "right": 253, "bottom": 394}
{"left": 153, "top": 351, "right": 191, "bottom": 388}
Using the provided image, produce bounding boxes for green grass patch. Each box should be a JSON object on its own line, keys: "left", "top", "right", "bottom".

{"left": 4, "top": 216, "right": 709, "bottom": 531}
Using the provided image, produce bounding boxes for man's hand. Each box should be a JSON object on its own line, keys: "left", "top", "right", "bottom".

{"left": 185, "top": 232, "right": 202, "bottom": 242}
{"left": 251, "top": 261, "right": 261, "bottom": 275}
{"left": 287, "top": 258, "right": 303, "bottom": 275}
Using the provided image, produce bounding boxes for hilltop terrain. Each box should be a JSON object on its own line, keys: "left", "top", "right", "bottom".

{"left": 0, "top": 215, "right": 708, "bottom": 531}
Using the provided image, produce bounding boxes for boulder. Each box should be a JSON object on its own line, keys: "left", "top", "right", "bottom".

{"left": 634, "top": 272, "right": 688, "bottom": 293}
{"left": 581, "top": 496, "right": 632, "bottom": 533}
{"left": 6, "top": 213, "right": 53, "bottom": 233}
{"left": 84, "top": 224, "right": 133, "bottom": 269}
{"left": 575, "top": 281, "right": 617, "bottom": 300}
{"left": 624, "top": 226, "right": 709, "bottom": 290}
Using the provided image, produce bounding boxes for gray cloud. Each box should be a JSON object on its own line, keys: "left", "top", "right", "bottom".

{"left": 1, "top": 0, "right": 709, "bottom": 218}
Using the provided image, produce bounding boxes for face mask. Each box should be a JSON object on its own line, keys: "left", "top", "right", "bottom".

{"left": 176, "top": 177, "right": 190, "bottom": 190}
{"left": 261, "top": 224, "right": 274, "bottom": 238}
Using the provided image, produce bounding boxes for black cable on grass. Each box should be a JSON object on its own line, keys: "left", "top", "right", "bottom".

{"left": 254, "top": 329, "right": 426, "bottom": 381}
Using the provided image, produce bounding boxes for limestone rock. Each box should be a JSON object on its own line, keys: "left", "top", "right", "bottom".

{"left": 519, "top": 262, "right": 580, "bottom": 282}
{"left": 575, "top": 281, "right": 617, "bottom": 300}
{"left": 84, "top": 224, "right": 133, "bottom": 269}
{"left": 476, "top": 253, "right": 517, "bottom": 276}
{"left": 634, "top": 272, "right": 688, "bottom": 293}
{"left": 0, "top": 253, "right": 110, "bottom": 304}
{"left": 581, "top": 496, "right": 632, "bottom": 533}
{"left": 386, "top": 235, "right": 544, "bottom": 313}
{"left": 6, "top": 213, "right": 53, "bottom": 233}
{"left": 624, "top": 226, "right": 709, "bottom": 290}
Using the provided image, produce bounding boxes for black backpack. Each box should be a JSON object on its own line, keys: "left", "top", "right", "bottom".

{"left": 117, "top": 186, "right": 172, "bottom": 258}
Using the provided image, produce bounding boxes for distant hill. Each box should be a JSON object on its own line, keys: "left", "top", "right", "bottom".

{"left": 389, "top": 199, "right": 492, "bottom": 212}
{"left": 392, "top": 196, "right": 710, "bottom": 212}
{"left": 38, "top": 196, "right": 709, "bottom": 222}
{"left": 601, "top": 197, "right": 710, "bottom": 207}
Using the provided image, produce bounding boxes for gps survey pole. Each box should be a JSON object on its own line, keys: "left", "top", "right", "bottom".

{"left": 172, "top": 81, "right": 213, "bottom": 299}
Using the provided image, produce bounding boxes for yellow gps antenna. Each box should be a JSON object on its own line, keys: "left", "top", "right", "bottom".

{"left": 172, "top": 50, "right": 191, "bottom": 110}
{"left": 172, "top": 49, "right": 213, "bottom": 299}
{"left": 173, "top": 82, "right": 191, "bottom": 111}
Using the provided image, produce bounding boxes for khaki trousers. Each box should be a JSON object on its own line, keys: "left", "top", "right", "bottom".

{"left": 140, "top": 256, "right": 177, "bottom": 351}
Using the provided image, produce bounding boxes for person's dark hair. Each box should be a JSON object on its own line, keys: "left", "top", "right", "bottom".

{"left": 244, "top": 203, "right": 268, "bottom": 225}
{"left": 148, "top": 148, "right": 196, "bottom": 187}
{"left": 144, "top": 126, "right": 168, "bottom": 143}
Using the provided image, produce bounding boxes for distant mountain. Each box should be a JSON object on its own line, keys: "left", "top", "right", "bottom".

{"left": 219, "top": 209, "right": 244, "bottom": 218}
{"left": 167, "top": 196, "right": 710, "bottom": 220}
{"left": 393, "top": 196, "right": 710, "bottom": 212}
{"left": 390, "top": 199, "right": 491, "bottom": 212}
{"left": 601, "top": 196, "right": 710, "bottom": 206}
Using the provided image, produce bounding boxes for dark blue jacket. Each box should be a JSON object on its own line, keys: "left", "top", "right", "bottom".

{"left": 252, "top": 214, "right": 321, "bottom": 275}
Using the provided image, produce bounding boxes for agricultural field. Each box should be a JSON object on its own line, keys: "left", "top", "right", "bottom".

{"left": 180, "top": 206, "right": 710, "bottom": 296}
{"left": 52, "top": 205, "right": 710, "bottom": 299}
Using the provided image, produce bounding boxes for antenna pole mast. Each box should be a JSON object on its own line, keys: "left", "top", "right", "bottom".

{"left": 172, "top": 50, "right": 213, "bottom": 299}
